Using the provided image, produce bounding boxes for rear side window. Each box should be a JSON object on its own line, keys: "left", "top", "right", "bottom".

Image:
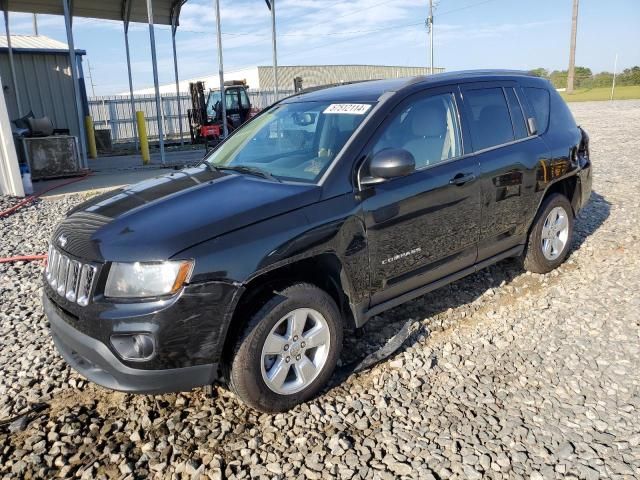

{"left": 504, "top": 88, "right": 528, "bottom": 139}
{"left": 463, "top": 88, "right": 514, "bottom": 151}
{"left": 523, "top": 87, "right": 550, "bottom": 134}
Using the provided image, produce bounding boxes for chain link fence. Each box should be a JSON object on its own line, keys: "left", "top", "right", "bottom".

{"left": 88, "top": 90, "right": 294, "bottom": 144}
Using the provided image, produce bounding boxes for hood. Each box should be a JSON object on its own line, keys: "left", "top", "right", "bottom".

{"left": 54, "top": 166, "right": 321, "bottom": 262}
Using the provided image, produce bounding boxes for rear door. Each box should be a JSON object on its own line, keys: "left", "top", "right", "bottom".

{"left": 459, "top": 82, "right": 549, "bottom": 261}
{"left": 359, "top": 86, "right": 481, "bottom": 306}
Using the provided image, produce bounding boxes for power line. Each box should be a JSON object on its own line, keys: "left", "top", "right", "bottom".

{"left": 181, "top": 20, "right": 424, "bottom": 38}
{"left": 438, "top": 0, "right": 499, "bottom": 17}
{"left": 180, "top": 0, "right": 502, "bottom": 39}
{"left": 184, "top": 0, "right": 506, "bottom": 78}
{"left": 181, "top": 0, "right": 398, "bottom": 38}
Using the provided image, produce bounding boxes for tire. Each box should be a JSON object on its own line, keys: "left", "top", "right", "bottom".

{"left": 523, "top": 193, "right": 574, "bottom": 274}
{"left": 229, "top": 283, "right": 343, "bottom": 413}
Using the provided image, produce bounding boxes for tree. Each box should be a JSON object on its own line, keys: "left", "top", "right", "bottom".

{"left": 530, "top": 66, "right": 639, "bottom": 89}
{"left": 574, "top": 66, "right": 593, "bottom": 88}
{"left": 591, "top": 72, "right": 614, "bottom": 88}
{"left": 549, "top": 70, "right": 568, "bottom": 89}
{"left": 529, "top": 68, "right": 549, "bottom": 78}
{"left": 618, "top": 67, "right": 640, "bottom": 86}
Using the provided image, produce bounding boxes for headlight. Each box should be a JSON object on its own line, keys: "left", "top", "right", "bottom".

{"left": 105, "top": 260, "right": 194, "bottom": 299}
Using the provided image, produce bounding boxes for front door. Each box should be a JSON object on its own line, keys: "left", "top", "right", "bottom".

{"left": 359, "top": 87, "right": 481, "bottom": 306}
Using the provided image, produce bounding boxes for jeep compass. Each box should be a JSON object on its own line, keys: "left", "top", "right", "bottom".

{"left": 44, "top": 71, "right": 592, "bottom": 412}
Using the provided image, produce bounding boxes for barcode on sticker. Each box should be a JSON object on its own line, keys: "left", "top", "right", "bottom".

{"left": 323, "top": 104, "right": 371, "bottom": 115}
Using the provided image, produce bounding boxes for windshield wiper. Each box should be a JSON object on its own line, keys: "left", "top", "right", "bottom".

{"left": 215, "top": 165, "right": 282, "bottom": 183}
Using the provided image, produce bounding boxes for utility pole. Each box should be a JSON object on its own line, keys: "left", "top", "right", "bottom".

{"left": 87, "top": 60, "right": 108, "bottom": 128}
{"left": 427, "top": 0, "right": 434, "bottom": 74}
{"left": 86, "top": 59, "right": 97, "bottom": 98}
{"left": 567, "top": 0, "right": 579, "bottom": 93}
{"left": 426, "top": 0, "right": 434, "bottom": 75}
{"left": 32, "top": 14, "right": 38, "bottom": 35}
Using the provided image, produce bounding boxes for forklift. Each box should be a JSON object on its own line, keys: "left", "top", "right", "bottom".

{"left": 187, "top": 80, "right": 254, "bottom": 144}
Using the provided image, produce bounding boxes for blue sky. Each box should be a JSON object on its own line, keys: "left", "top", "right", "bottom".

{"left": 7, "top": 0, "right": 640, "bottom": 96}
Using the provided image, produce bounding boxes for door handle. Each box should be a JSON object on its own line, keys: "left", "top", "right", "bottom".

{"left": 449, "top": 172, "right": 476, "bottom": 185}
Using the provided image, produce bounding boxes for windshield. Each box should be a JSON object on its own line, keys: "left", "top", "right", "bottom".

{"left": 204, "top": 101, "right": 373, "bottom": 183}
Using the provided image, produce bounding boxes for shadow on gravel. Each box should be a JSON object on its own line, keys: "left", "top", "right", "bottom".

{"left": 331, "top": 190, "right": 611, "bottom": 391}
{"left": 570, "top": 191, "right": 610, "bottom": 253}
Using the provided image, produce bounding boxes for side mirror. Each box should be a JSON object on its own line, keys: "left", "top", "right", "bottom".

{"left": 527, "top": 117, "right": 538, "bottom": 135}
{"left": 361, "top": 149, "right": 415, "bottom": 186}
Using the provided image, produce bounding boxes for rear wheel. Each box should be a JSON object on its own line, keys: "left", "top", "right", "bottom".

{"left": 523, "top": 193, "right": 574, "bottom": 274}
{"left": 229, "top": 283, "right": 342, "bottom": 412}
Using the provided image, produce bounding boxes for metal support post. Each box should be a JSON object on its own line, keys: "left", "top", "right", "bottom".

{"left": 146, "top": 0, "right": 165, "bottom": 164}
{"left": 214, "top": 0, "right": 228, "bottom": 138}
{"left": 62, "top": 0, "right": 89, "bottom": 169}
{"left": 3, "top": 8, "right": 23, "bottom": 117}
{"left": 171, "top": 20, "right": 184, "bottom": 145}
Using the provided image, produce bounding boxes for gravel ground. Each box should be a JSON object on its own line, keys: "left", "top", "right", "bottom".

{"left": 1, "top": 100, "right": 639, "bottom": 479}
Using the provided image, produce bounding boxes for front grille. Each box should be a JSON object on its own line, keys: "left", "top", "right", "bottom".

{"left": 46, "top": 245, "right": 97, "bottom": 307}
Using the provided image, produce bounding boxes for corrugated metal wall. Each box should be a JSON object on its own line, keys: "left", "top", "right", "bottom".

{"left": 257, "top": 65, "right": 445, "bottom": 91}
{"left": 0, "top": 51, "right": 81, "bottom": 138}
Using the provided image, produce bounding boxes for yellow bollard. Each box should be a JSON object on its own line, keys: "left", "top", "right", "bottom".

{"left": 136, "top": 111, "right": 150, "bottom": 165}
{"left": 84, "top": 116, "right": 97, "bottom": 159}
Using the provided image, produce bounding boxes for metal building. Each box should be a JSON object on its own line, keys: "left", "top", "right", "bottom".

{"left": 130, "top": 64, "right": 446, "bottom": 95}
{"left": 255, "top": 64, "right": 446, "bottom": 92}
{"left": 0, "top": 35, "right": 87, "bottom": 139}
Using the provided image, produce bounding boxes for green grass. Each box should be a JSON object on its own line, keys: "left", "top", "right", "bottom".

{"left": 560, "top": 85, "right": 640, "bottom": 102}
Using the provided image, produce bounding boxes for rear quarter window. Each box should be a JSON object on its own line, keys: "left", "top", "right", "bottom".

{"left": 523, "top": 87, "right": 550, "bottom": 134}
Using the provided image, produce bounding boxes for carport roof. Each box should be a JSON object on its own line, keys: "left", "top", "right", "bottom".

{"left": 2, "top": 0, "right": 187, "bottom": 26}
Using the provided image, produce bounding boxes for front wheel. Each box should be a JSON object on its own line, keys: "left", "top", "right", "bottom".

{"left": 229, "top": 283, "right": 343, "bottom": 412}
{"left": 523, "top": 193, "right": 574, "bottom": 274}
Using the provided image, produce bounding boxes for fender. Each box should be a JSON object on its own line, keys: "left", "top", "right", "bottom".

{"left": 176, "top": 193, "right": 370, "bottom": 313}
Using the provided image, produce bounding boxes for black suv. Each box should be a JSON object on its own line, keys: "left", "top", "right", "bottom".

{"left": 44, "top": 71, "right": 592, "bottom": 412}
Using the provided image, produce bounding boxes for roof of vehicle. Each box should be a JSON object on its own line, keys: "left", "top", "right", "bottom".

{"left": 282, "top": 69, "right": 541, "bottom": 104}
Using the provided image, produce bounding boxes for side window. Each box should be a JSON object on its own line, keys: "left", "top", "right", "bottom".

{"left": 372, "top": 93, "right": 461, "bottom": 169}
{"left": 505, "top": 88, "right": 528, "bottom": 139}
{"left": 523, "top": 87, "right": 550, "bottom": 134}
{"left": 226, "top": 90, "right": 240, "bottom": 110}
{"left": 240, "top": 89, "right": 251, "bottom": 109}
{"left": 463, "top": 87, "right": 514, "bottom": 151}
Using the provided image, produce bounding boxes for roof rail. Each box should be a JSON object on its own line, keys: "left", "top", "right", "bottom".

{"left": 296, "top": 79, "right": 378, "bottom": 96}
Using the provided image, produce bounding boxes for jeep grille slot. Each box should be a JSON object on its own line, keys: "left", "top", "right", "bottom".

{"left": 46, "top": 245, "right": 97, "bottom": 307}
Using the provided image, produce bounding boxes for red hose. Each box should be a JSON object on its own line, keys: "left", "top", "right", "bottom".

{"left": 1, "top": 171, "right": 92, "bottom": 264}
{"left": 0, "top": 171, "right": 91, "bottom": 219}
{"left": 0, "top": 254, "right": 48, "bottom": 264}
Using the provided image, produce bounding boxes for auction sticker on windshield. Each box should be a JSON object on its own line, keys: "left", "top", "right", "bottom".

{"left": 323, "top": 103, "right": 371, "bottom": 115}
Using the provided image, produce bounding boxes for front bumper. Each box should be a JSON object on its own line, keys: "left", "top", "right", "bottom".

{"left": 45, "top": 293, "right": 218, "bottom": 393}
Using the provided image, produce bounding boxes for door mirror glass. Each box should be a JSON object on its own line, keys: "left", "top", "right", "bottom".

{"left": 362, "top": 148, "right": 415, "bottom": 185}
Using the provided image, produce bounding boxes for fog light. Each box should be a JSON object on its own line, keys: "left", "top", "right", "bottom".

{"left": 111, "top": 333, "right": 155, "bottom": 361}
